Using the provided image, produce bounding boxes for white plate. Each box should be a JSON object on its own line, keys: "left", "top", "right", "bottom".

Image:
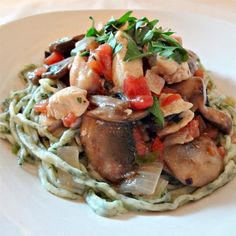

{"left": 0, "top": 10, "right": 236, "bottom": 236}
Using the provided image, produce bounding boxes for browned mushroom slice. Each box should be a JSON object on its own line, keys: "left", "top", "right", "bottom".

{"left": 42, "top": 57, "right": 74, "bottom": 80}
{"left": 49, "top": 34, "right": 84, "bottom": 57}
{"left": 170, "top": 77, "right": 232, "bottom": 134}
{"left": 80, "top": 113, "right": 137, "bottom": 183}
{"left": 163, "top": 136, "right": 224, "bottom": 187}
{"left": 187, "top": 50, "right": 199, "bottom": 74}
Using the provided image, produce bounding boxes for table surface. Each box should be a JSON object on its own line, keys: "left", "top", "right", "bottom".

{"left": 1, "top": 0, "right": 236, "bottom": 26}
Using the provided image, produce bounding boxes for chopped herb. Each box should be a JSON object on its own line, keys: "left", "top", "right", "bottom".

{"left": 148, "top": 96, "right": 164, "bottom": 127}
{"left": 41, "top": 93, "right": 48, "bottom": 99}
{"left": 77, "top": 97, "right": 82, "bottom": 103}
{"left": 135, "top": 152, "right": 157, "bottom": 164}
{"left": 80, "top": 51, "right": 90, "bottom": 57}
{"left": 86, "top": 16, "right": 100, "bottom": 37}
{"left": 12, "top": 143, "right": 20, "bottom": 155}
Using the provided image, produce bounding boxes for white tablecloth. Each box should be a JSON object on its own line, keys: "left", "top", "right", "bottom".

{"left": 1, "top": 0, "right": 236, "bottom": 25}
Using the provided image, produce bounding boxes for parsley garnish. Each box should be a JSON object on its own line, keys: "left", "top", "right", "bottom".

{"left": 85, "top": 11, "right": 189, "bottom": 63}
{"left": 77, "top": 97, "right": 82, "bottom": 103}
{"left": 148, "top": 96, "right": 164, "bottom": 127}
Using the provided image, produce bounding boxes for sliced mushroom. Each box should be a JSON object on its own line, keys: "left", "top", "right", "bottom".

{"left": 49, "top": 34, "right": 84, "bottom": 57}
{"left": 170, "top": 77, "right": 232, "bottom": 134}
{"left": 158, "top": 110, "right": 194, "bottom": 137}
{"left": 187, "top": 50, "right": 199, "bottom": 74}
{"left": 89, "top": 95, "right": 148, "bottom": 122}
{"left": 164, "top": 119, "right": 200, "bottom": 146}
{"left": 163, "top": 136, "right": 224, "bottom": 187}
{"left": 159, "top": 93, "right": 193, "bottom": 117}
{"left": 80, "top": 113, "right": 137, "bottom": 183}
{"left": 42, "top": 57, "right": 74, "bottom": 80}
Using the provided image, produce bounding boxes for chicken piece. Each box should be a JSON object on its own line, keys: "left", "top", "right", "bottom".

{"left": 80, "top": 113, "right": 136, "bottom": 183}
{"left": 163, "top": 136, "right": 224, "bottom": 187}
{"left": 70, "top": 54, "right": 100, "bottom": 92}
{"left": 158, "top": 110, "right": 194, "bottom": 137}
{"left": 164, "top": 119, "right": 200, "bottom": 146}
{"left": 152, "top": 56, "right": 192, "bottom": 84}
{"left": 47, "top": 86, "right": 89, "bottom": 120}
{"left": 171, "top": 77, "right": 232, "bottom": 134}
{"left": 159, "top": 93, "right": 193, "bottom": 117}
{"left": 112, "top": 31, "right": 143, "bottom": 88}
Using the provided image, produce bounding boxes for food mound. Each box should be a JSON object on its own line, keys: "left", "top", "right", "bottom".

{"left": 1, "top": 11, "right": 236, "bottom": 217}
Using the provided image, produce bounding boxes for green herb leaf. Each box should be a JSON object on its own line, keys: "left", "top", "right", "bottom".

{"left": 118, "top": 11, "right": 133, "bottom": 24}
{"left": 123, "top": 33, "right": 142, "bottom": 61}
{"left": 86, "top": 16, "right": 99, "bottom": 37}
{"left": 148, "top": 96, "right": 164, "bottom": 127}
{"left": 135, "top": 152, "right": 158, "bottom": 164}
{"left": 77, "top": 97, "right": 82, "bottom": 103}
{"left": 80, "top": 51, "right": 90, "bottom": 57}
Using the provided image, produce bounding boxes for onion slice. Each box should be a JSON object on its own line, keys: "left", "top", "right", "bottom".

{"left": 145, "top": 70, "right": 165, "bottom": 95}
{"left": 119, "top": 162, "right": 163, "bottom": 195}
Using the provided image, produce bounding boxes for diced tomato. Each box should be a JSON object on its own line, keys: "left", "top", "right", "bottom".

{"left": 123, "top": 76, "right": 153, "bottom": 110}
{"left": 34, "top": 66, "right": 47, "bottom": 77}
{"left": 44, "top": 52, "right": 64, "bottom": 65}
{"left": 34, "top": 100, "right": 48, "bottom": 114}
{"left": 161, "top": 87, "right": 178, "bottom": 94}
{"left": 96, "top": 44, "right": 113, "bottom": 81}
{"left": 152, "top": 137, "right": 164, "bottom": 153}
{"left": 207, "top": 145, "right": 217, "bottom": 156}
{"left": 62, "top": 112, "right": 77, "bottom": 128}
{"left": 194, "top": 68, "right": 204, "bottom": 78}
{"left": 160, "top": 94, "right": 181, "bottom": 107}
{"left": 218, "top": 146, "right": 225, "bottom": 158}
{"left": 133, "top": 127, "right": 149, "bottom": 156}
{"left": 88, "top": 60, "right": 102, "bottom": 75}
{"left": 187, "top": 119, "right": 199, "bottom": 138}
{"left": 124, "top": 76, "right": 151, "bottom": 97}
{"left": 130, "top": 95, "right": 153, "bottom": 110}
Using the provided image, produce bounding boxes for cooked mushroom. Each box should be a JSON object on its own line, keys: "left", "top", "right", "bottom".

{"left": 158, "top": 110, "right": 194, "bottom": 137}
{"left": 187, "top": 50, "right": 199, "bottom": 74}
{"left": 89, "top": 95, "right": 148, "bottom": 122}
{"left": 49, "top": 34, "right": 84, "bottom": 57}
{"left": 42, "top": 57, "right": 74, "bottom": 80}
{"left": 80, "top": 113, "right": 137, "bottom": 183}
{"left": 163, "top": 136, "right": 224, "bottom": 187}
{"left": 170, "top": 77, "right": 232, "bottom": 134}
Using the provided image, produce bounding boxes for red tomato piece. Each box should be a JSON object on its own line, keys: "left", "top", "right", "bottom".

{"left": 123, "top": 76, "right": 153, "bottom": 110}
{"left": 62, "top": 112, "right": 77, "bottom": 128}
{"left": 44, "top": 52, "right": 64, "bottom": 65}
{"left": 218, "top": 146, "right": 225, "bottom": 158}
{"left": 34, "top": 67, "right": 47, "bottom": 77}
{"left": 96, "top": 44, "right": 113, "bottom": 81}
{"left": 152, "top": 137, "right": 164, "bottom": 153}
{"left": 194, "top": 68, "right": 204, "bottom": 78}
{"left": 34, "top": 100, "right": 48, "bottom": 114}
{"left": 160, "top": 94, "right": 181, "bottom": 107}
{"left": 130, "top": 95, "right": 153, "bottom": 110}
